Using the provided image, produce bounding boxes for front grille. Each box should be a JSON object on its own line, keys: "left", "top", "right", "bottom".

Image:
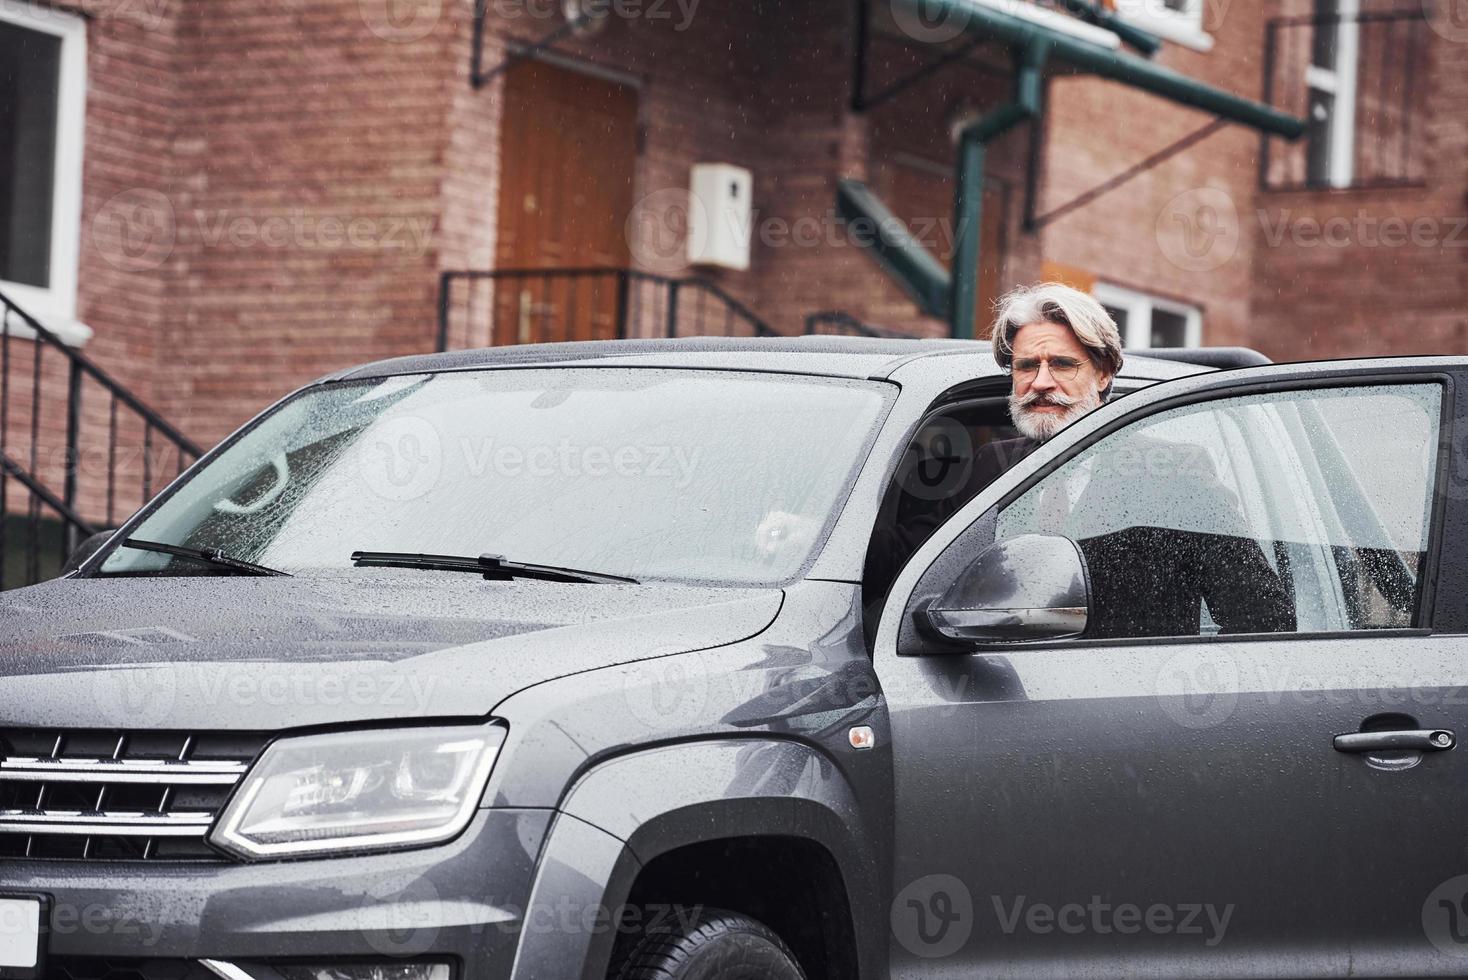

{"left": 0, "top": 730, "right": 268, "bottom": 861}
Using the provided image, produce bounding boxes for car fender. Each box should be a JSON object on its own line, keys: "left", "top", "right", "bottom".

{"left": 509, "top": 737, "right": 884, "bottom": 980}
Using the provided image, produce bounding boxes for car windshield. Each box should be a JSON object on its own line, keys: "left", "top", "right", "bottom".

{"left": 96, "top": 368, "right": 891, "bottom": 585}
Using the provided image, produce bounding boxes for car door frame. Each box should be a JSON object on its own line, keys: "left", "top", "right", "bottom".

{"left": 877, "top": 358, "right": 1458, "bottom": 654}
{"left": 873, "top": 357, "right": 1467, "bottom": 978}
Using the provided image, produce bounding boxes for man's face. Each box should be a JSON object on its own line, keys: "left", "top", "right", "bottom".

{"left": 1007, "top": 321, "right": 1112, "bottom": 442}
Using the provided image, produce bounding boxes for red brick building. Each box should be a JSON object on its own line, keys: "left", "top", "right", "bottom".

{"left": 1, "top": 0, "right": 1463, "bottom": 580}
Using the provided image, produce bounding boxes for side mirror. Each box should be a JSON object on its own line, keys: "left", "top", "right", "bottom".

{"left": 923, "top": 533, "right": 1090, "bottom": 643}
{"left": 62, "top": 530, "right": 117, "bottom": 576}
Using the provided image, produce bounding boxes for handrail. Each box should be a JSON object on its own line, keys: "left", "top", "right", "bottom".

{"left": 679, "top": 279, "right": 777, "bottom": 337}
{"left": 0, "top": 291, "right": 203, "bottom": 457}
{"left": 437, "top": 267, "right": 777, "bottom": 351}
{"left": 1, "top": 288, "right": 203, "bottom": 588}
{"left": 803, "top": 310, "right": 909, "bottom": 339}
{"left": 0, "top": 454, "right": 95, "bottom": 536}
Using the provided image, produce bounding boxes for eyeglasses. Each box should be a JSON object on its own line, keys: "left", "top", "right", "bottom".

{"left": 1010, "top": 356, "right": 1086, "bottom": 382}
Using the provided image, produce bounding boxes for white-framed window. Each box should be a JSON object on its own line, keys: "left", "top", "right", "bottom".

{"left": 1304, "top": 0, "right": 1359, "bottom": 188}
{"left": 1093, "top": 283, "right": 1202, "bottom": 349}
{"left": 0, "top": 0, "right": 88, "bottom": 344}
{"left": 1111, "top": 0, "right": 1215, "bottom": 52}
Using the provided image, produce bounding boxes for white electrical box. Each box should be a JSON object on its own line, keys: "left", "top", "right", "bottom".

{"left": 688, "top": 163, "right": 752, "bottom": 271}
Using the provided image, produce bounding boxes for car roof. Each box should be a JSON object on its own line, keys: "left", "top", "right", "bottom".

{"left": 326, "top": 336, "right": 1209, "bottom": 384}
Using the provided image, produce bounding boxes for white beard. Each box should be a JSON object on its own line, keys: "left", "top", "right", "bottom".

{"left": 1009, "top": 386, "right": 1103, "bottom": 442}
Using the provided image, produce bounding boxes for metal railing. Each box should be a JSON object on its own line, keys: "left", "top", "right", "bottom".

{"left": 803, "top": 310, "right": 910, "bottom": 338}
{"left": 1261, "top": 9, "right": 1428, "bottom": 190}
{"left": 437, "top": 268, "right": 777, "bottom": 352}
{"left": 0, "top": 290, "right": 204, "bottom": 590}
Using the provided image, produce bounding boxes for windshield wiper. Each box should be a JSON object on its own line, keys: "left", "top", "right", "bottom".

{"left": 120, "top": 538, "right": 291, "bottom": 577}
{"left": 351, "top": 551, "right": 638, "bottom": 585}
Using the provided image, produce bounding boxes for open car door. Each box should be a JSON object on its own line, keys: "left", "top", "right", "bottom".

{"left": 877, "top": 357, "right": 1468, "bottom": 979}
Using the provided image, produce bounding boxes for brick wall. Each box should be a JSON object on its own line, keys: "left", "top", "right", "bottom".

{"left": 153, "top": 0, "right": 461, "bottom": 443}
{"left": 5, "top": 0, "right": 185, "bottom": 530}
{"left": 30, "top": 0, "right": 1467, "bottom": 474}
{"left": 1246, "top": 0, "right": 1468, "bottom": 361}
{"left": 1037, "top": 0, "right": 1273, "bottom": 349}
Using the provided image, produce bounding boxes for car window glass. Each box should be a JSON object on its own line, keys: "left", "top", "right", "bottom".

{"left": 100, "top": 369, "right": 890, "bottom": 585}
{"left": 1283, "top": 388, "right": 1441, "bottom": 628}
{"left": 863, "top": 397, "right": 1016, "bottom": 612}
{"left": 995, "top": 384, "right": 1441, "bottom": 639}
{"left": 1214, "top": 407, "right": 1347, "bottom": 632}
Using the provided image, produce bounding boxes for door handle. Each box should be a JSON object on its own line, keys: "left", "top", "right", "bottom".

{"left": 1333, "top": 729, "right": 1456, "bottom": 753}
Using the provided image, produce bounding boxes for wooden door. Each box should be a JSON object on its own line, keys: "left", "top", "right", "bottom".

{"left": 494, "top": 60, "right": 639, "bottom": 345}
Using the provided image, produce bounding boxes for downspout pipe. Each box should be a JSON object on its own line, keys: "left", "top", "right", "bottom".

{"left": 950, "top": 42, "right": 1048, "bottom": 339}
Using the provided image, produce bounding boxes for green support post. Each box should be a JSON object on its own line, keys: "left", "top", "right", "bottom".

{"left": 950, "top": 43, "right": 1048, "bottom": 339}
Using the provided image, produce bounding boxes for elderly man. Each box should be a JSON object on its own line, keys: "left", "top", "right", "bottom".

{"left": 862, "top": 283, "right": 1122, "bottom": 613}
{"left": 974, "top": 281, "right": 1126, "bottom": 482}
{"left": 866, "top": 282, "right": 1295, "bottom": 639}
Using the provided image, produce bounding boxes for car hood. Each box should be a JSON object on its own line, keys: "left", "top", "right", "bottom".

{"left": 0, "top": 573, "right": 783, "bottom": 730}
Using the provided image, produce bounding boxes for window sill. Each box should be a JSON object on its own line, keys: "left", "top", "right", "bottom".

{"left": 1, "top": 307, "right": 94, "bottom": 347}
{"left": 1113, "top": 13, "right": 1215, "bottom": 51}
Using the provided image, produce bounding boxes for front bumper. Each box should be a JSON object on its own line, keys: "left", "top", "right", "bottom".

{"left": 4, "top": 811, "right": 552, "bottom": 980}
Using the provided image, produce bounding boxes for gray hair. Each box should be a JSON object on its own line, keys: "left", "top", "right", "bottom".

{"left": 990, "top": 282, "right": 1124, "bottom": 380}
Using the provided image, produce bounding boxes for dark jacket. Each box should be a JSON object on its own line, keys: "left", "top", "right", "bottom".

{"left": 864, "top": 436, "right": 1041, "bottom": 608}
{"left": 1021, "top": 434, "right": 1296, "bottom": 638}
{"left": 867, "top": 433, "right": 1295, "bottom": 639}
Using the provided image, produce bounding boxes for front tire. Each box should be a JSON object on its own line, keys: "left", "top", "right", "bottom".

{"left": 611, "top": 907, "right": 807, "bottom": 980}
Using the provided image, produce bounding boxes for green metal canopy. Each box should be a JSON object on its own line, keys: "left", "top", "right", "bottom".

{"left": 849, "top": 0, "right": 1308, "bottom": 338}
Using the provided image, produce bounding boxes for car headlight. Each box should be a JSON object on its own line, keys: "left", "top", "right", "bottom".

{"left": 211, "top": 724, "right": 504, "bottom": 860}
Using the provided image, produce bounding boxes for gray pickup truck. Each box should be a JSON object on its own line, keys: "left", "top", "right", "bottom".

{"left": 2, "top": 338, "right": 1464, "bottom": 980}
